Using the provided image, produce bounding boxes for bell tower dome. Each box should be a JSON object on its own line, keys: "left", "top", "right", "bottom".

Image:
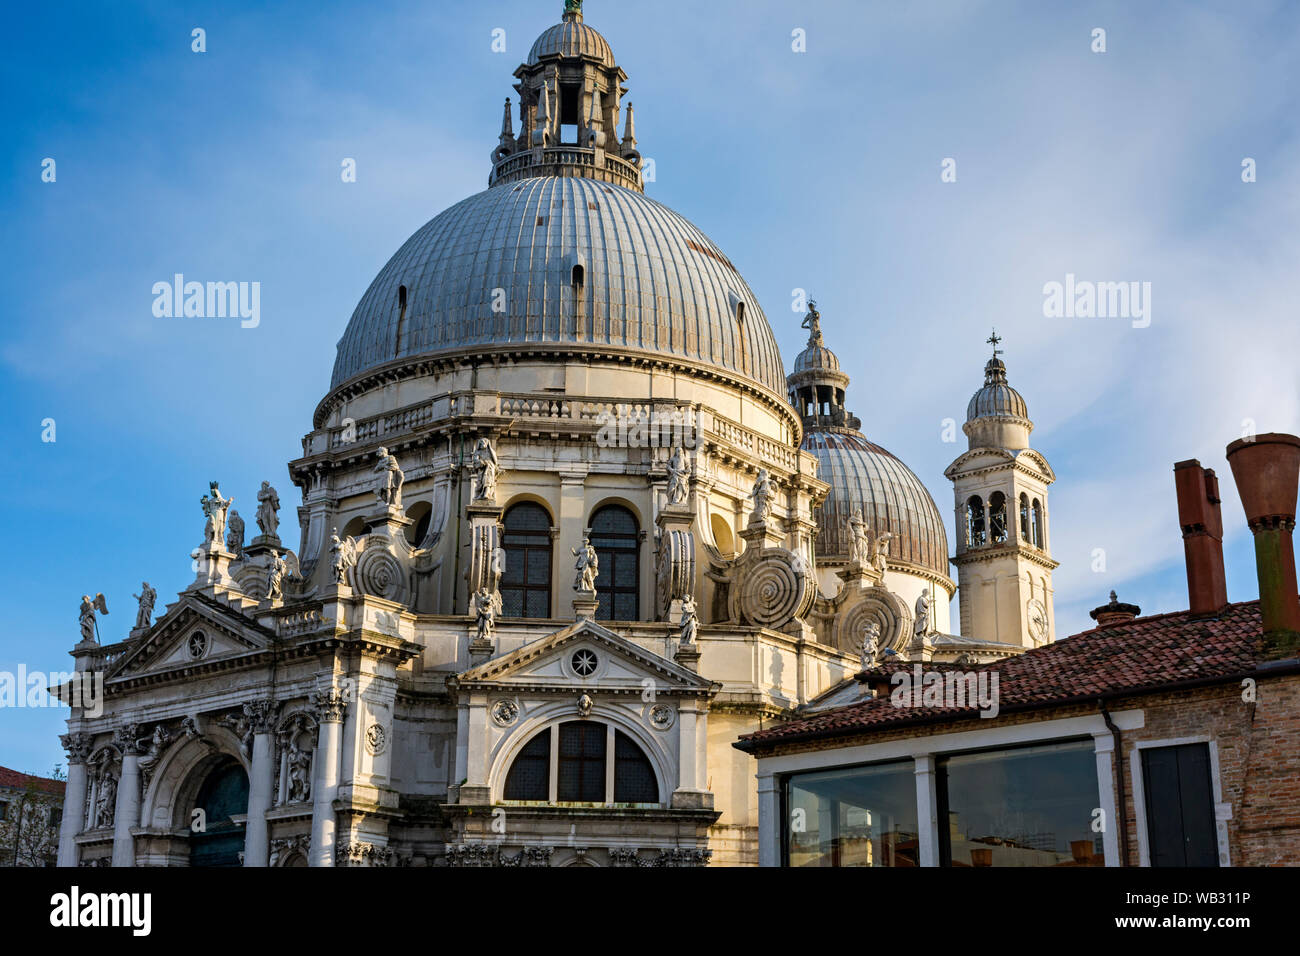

{"left": 946, "top": 331, "right": 1058, "bottom": 647}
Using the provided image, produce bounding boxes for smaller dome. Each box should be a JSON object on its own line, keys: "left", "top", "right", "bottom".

{"left": 967, "top": 357, "right": 1028, "bottom": 421}
{"left": 528, "top": 17, "right": 615, "bottom": 67}
{"left": 793, "top": 344, "right": 840, "bottom": 374}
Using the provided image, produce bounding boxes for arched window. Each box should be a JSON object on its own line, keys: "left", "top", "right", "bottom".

{"left": 591, "top": 505, "right": 639, "bottom": 621}
{"left": 966, "top": 496, "right": 986, "bottom": 548}
{"left": 614, "top": 730, "right": 658, "bottom": 803}
{"left": 501, "top": 721, "right": 660, "bottom": 805}
{"left": 502, "top": 502, "right": 553, "bottom": 618}
{"left": 1019, "top": 493, "right": 1031, "bottom": 543}
{"left": 503, "top": 729, "right": 550, "bottom": 801}
{"left": 988, "top": 492, "right": 1008, "bottom": 544}
{"left": 1031, "top": 499, "right": 1044, "bottom": 549}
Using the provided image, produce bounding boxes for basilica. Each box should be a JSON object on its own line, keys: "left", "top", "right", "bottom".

{"left": 55, "top": 1, "right": 1058, "bottom": 867}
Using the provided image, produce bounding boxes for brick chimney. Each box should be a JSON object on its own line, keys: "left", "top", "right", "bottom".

{"left": 1174, "top": 459, "right": 1228, "bottom": 617}
{"left": 1225, "top": 433, "right": 1300, "bottom": 657}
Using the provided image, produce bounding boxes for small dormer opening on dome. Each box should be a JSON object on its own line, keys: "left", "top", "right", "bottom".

{"left": 490, "top": 1, "right": 643, "bottom": 192}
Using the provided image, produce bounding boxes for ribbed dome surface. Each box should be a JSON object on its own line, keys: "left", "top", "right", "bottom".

{"left": 528, "top": 19, "right": 615, "bottom": 66}
{"left": 793, "top": 344, "right": 840, "bottom": 373}
{"left": 966, "top": 357, "right": 1028, "bottom": 421}
{"left": 803, "top": 430, "right": 950, "bottom": 576}
{"left": 330, "top": 177, "right": 785, "bottom": 394}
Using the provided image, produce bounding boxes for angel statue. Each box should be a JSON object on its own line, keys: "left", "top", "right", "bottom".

{"left": 749, "top": 469, "right": 775, "bottom": 525}
{"left": 859, "top": 621, "right": 881, "bottom": 670}
{"left": 373, "top": 447, "right": 404, "bottom": 511}
{"left": 471, "top": 437, "right": 500, "bottom": 502}
{"left": 846, "top": 508, "right": 871, "bottom": 566}
{"left": 679, "top": 594, "right": 699, "bottom": 646}
{"left": 330, "top": 528, "right": 357, "bottom": 586}
{"left": 79, "top": 593, "right": 109, "bottom": 644}
{"left": 666, "top": 445, "right": 689, "bottom": 505}
{"left": 226, "top": 510, "right": 245, "bottom": 556}
{"left": 132, "top": 582, "right": 156, "bottom": 631}
{"left": 256, "top": 481, "right": 281, "bottom": 538}
{"left": 201, "top": 481, "right": 232, "bottom": 546}
{"left": 572, "top": 536, "right": 599, "bottom": 593}
{"left": 472, "top": 586, "right": 501, "bottom": 643}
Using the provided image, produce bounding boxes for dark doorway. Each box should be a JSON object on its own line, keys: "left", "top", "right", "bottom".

{"left": 189, "top": 760, "right": 250, "bottom": 868}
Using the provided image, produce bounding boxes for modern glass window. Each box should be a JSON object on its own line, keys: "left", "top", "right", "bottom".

{"left": 501, "top": 721, "right": 660, "bottom": 806}
{"left": 1141, "top": 743, "right": 1219, "bottom": 866}
{"left": 938, "top": 739, "right": 1102, "bottom": 866}
{"left": 783, "top": 761, "right": 919, "bottom": 867}
{"left": 501, "top": 502, "right": 553, "bottom": 619}
{"left": 590, "top": 505, "right": 639, "bottom": 621}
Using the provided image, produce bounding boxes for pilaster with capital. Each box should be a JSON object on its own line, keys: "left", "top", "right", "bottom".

{"left": 111, "top": 725, "right": 143, "bottom": 867}
{"left": 242, "top": 700, "right": 280, "bottom": 867}
{"left": 57, "top": 732, "right": 94, "bottom": 866}
{"left": 308, "top": 689, "right": 346, "bottom": 866}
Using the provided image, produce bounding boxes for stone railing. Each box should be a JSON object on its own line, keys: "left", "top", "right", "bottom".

{"left": 489, "top": 146, "right": 643, "bottom": 192}
{"left": 324, "top": 392, "right": 797, "bottom": 472}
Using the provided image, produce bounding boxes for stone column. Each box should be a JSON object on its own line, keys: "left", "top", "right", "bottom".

{"left": 57, "top": 732, "right": 92, "bottom": 866}
{"left": 308, "top": 689, "right": 346, "bottom": 867}
{"left": 111, "top": 724, "right": 142, "bottom": 867}
{"left": 242, "top": 700, "right": 278, "bottom": 867}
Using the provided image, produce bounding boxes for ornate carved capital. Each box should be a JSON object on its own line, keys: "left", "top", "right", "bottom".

{"left": 114, "top": 723, "right": 144, "bottom": 756}
{"left": 60, "top": 732, "right": 95, "bottom": 765}
{"left": 243, "top": 699, "right": 280, "bottom": 733}
{"left": 311, "top": 689, "right": 347, "bottom": 723}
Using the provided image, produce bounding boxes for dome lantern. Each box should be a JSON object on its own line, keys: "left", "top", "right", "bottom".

{"left": 964, "top": 329, "right": 1032, "bottom": 450}
{"left": 490, "top": 2, "right": 643, "bottom": 191}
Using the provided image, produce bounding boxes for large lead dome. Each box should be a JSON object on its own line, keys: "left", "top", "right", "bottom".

{"left": 328, "top": 1, "right": 784, "bottom": 398}
{"left": 330, "top": 177, "right": 784, "bottom": 394}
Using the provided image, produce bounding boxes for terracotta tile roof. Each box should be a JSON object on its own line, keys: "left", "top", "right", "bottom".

{"left": 737, "top": 600, "right": 1274, "bottom": 752}
{"left": 0, "top": 766, "right": 66, "bottom": 795}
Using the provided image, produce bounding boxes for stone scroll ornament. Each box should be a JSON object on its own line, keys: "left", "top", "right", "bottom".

{"left": 656, "top": 528, "right": 696, "bottom": 617}
{"left": 354, "top": 544, "right": 406, "bottom": 603}
{"left": 835, "top": 586, "right": 912, "bottom": 656}
{"left": 730, "top": 548, "right": 814, "bottom": 629}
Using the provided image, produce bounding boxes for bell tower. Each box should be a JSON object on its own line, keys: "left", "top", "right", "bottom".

{"left": 945, "top": 332, "right": 1058, "bottom": 647}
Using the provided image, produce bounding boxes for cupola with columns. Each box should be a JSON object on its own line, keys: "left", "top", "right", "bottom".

{"left": 490, "top": 0, "right": 643, "bottom": 191}
{"left": 946, "top": 331, "right": 1058, "bottom": 647}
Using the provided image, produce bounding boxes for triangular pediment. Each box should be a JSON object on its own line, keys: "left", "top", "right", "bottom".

{"left": 108, "top": 592, "right": 274, "bottom": 679}
{"left": 454, "top": 619, "right": 716, "bottom": 695}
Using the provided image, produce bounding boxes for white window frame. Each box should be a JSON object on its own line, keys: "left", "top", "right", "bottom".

{"left": 755, "top": 710, "right": 1144, "bottom": 867}
{"left": 1129, "top": 735, "right": 1231, "bottom": 867}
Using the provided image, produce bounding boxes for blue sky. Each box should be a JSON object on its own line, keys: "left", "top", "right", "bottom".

{"left": 2, "top": 0, "right": 1297, "bottom": 774}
